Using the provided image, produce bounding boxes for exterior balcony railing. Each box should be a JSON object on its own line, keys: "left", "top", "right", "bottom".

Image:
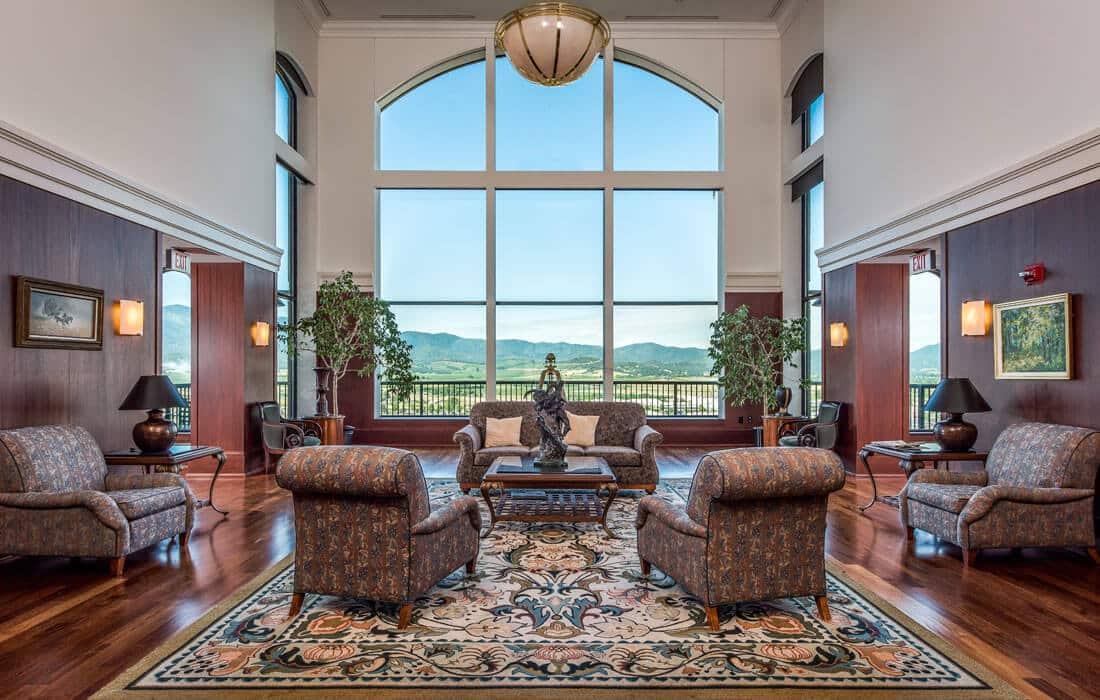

{"left": 169, "top": 381, "right": 290, "bottom": 433}
{"left": 379, "top": 380, "right": 720, "bottom": 418}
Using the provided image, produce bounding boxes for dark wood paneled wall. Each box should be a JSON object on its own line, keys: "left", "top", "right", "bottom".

{"left": 946, "top": 179, "right": 1100, "bottom": 445}
{"left": 191, "top": 263, "right": 246, "bottom": 472}
{"left": 823, "top": 263, "right": 909, "bottom": 472}
{"left": 0, "top": 175, "right": 157, "bottom": 451}
{"left": 340, "top": 291, "right": 783, "bottom": 447}
{"left": 243, "top": 265, "right": 276, "bottom": 472}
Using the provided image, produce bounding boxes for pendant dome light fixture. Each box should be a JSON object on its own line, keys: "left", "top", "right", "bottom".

{"left": 495, "top": 2, "right": 611, "bottom": 87}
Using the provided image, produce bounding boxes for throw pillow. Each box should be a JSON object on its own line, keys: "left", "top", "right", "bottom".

{"left": 484, "top": 416, "right": 523, "bottom": 447}
{"left": 565, "top": 411, "right": 599, "bottom": 447}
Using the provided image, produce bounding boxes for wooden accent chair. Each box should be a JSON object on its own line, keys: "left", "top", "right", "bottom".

{"left": 900, "top": 422, "right": 1100, "bottom": 567}
{"left": 636, "top": 447, "right": 845, "bottom": 631}
{"left": 779, "top": 401, "right": 841, "bottom": 449}
{"left": 276, "top": 446, "right": 481, "bottom": 629}
{"left": 0, "top": 425, "right": 193, "bottom": 576}
{"left": 250, "top": 401, "right": 322, "bottom": 471}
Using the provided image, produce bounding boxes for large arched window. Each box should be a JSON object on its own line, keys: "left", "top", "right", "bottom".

{"left": 375, "top": 48, "right": 723, "bottom": 418}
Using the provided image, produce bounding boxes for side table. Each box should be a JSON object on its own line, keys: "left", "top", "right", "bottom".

{"left": 104, "top": 445, "right": 229, "bottom": 515}
{"left": 762, "top": 414, "right": 809, "bottom": 446}
{"left": 858, "top": 442, "right": 988, "bottom": 512}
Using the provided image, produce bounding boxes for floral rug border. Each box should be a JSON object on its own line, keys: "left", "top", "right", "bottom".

{"left": 95, "top": 480, "right": 1022, "bottom": 699}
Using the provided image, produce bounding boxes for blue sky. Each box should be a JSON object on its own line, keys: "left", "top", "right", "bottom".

{"left": 377, "top": 57, "right": 721, "bottom": 350}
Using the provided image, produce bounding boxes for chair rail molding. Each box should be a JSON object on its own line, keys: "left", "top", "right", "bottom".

{"left": 819, "top": 127, "right": 1100, "bottom": 273}
{"left": 0, "top": 120, "right": 283, "bottom": 272}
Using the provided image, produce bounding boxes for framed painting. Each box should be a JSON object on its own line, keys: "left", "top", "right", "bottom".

{"left": 14, "top": 276, "right": 104, "bottom": 350}
{"left": 993, "top": 292, "right": 1071, "bottom": 380}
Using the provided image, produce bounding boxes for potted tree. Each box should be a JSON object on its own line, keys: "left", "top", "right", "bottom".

{"left": 707, "top": 305, "right": 807, "bottom": 442}
{"left": 279, "top": 271, "right": 417, "bottom": 443}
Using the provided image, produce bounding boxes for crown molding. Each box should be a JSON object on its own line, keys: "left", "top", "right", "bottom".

{"left": 818, "top": 127, "right": 1100, "bottom": 272}
{"left": 726, "top": 272, "right": 782, "bottom": 292}
{"left": 319, "top": 19, "right": 779, "bottom": 40}
{"left": 0, "top": 120, "right": 282, "bottom": 271}
{"left": 772, "top": 0, "right": 803, "bottom": 36}
{"left": 295, "top": 0, "right": 326, "bottom": 34}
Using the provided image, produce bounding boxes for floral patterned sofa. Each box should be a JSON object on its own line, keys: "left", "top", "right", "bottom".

{"left": 900, "top": 422, "right": 1100, "bottom": 567}
{"left": 636, "top": 447, "right": 845, "bottom": 631}
{"left": 0, "top": 425, "right": 193, "bottom": 576}
{"left": 453, "top": 401, "right": 663, "bottom": 492}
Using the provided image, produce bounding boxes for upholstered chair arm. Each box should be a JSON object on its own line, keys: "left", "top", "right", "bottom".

{"left": 287, "top": 419, "right": 323, "bottom": 440}
{"left": 633, "top": 424, "right": 664, "bottom": 454}
{"left": 635, "top": 496, "right": 707, "bottom": 538}
{"left": 699, "top": 448, "right": 845, "bottom": 502}
{"left": 960, "top": 485, "right": 1095, "bottom": 525}
{"left": 276, "top": 446, "right": 420, "bottom": 498}
{"left": 453, "top": 424, "right": 482, "bottom": 452}
{"left": 0, "top": 490, "right": 127, "bottom": 531}
{"left": 909, "top": 469, "right": 989, "bottom": 487}
{"left": 412, "top": 496, "right": 482, "bottom": 535}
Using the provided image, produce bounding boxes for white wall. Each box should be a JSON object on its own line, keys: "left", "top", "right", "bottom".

{"left": 315, "top": 29, "right": 784, "bottom": 295}
{"left": 0, "top": 0, "right": 277, "bottom": 252}
{"left": 823, "top": 0, "right": 1100, "bottom": 256}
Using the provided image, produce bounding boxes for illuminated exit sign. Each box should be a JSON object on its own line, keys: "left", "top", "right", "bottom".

{"left": 165, "top": 248, "right": 192, "bottom": 275}
{"left": 910, "top": 250, "right": 937, "bottom": 275}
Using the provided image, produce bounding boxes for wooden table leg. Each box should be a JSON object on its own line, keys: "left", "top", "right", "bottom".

{"left": 479, "top": 481, "right": 498, "bottom": 538}
{"left": 857, "top": 448, "right": 878, "bottom": 512}
{"left": 599, "top": 483, "right": 619, "bottom": 538}
{"left": 196, "top": 451, "right": 229, "bottom": 515}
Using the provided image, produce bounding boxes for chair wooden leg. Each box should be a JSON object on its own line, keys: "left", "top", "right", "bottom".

{"left": 963, "top": 549, "right": 977, "bottom": 567}
{"left": 288, "top": 592, "right": 304, "bottom": 618}
{"left": 179, "top": 530, "right": 191, "bottom": 548}
{"left": 705, "top": 606, "right": 720, "bottom": 631}
{"left": 109, "top": 556, "right": 125, "bottom": 577}
{"left": 1087, "top": 547, "right": 1100, "bottom": 565}
{"left": 397, "top": 603, "right": 414, "bottom": 630}
{"left": 465, "top": 558, "right": 476, "bottom": 574}
{"left": 814, "top": 594, "right": 831, "bottom": 621}
{"left": 905, "top": 526, "right": 914, "bottom": 542}
{"left": 640, "top": 559, "right": 651, "bottom": 575}
{"left": 644, "top": 485, "right": 656, "bottom": 494}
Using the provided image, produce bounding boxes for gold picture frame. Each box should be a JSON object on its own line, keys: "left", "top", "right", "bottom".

{"left": 992, "top": 292, "right": 1071, "bottom": 380}
{"left": 14, "top": 276, "right": 104, "bottom": 350}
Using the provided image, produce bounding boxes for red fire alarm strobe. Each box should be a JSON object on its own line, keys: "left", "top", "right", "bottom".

{"left": 1019, "top": 263, "right": 1045, "bottom": 286}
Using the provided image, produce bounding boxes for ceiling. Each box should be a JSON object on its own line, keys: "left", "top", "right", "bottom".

{"left": 313, "top": 0, "right": 786, "bottom": 22}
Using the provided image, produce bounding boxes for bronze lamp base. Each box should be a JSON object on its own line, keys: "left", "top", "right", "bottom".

{"left": 132, "top": 408, "right": 179, "bottom": 453}
{"left": 932, "top": 413, "right": 978, "bottom": 451}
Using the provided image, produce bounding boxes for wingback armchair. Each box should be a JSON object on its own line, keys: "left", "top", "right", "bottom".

{"left": 779, "top": 401, "right": 841, "bottom": 449}
{"left": 636, "top": 447, "right": 845, "bottom": 630}
{"left": 900, "top": 422, "right": 1100, "bottom": 566}
{"left": 0, "top": 425, "right": 194, "bottom": 576}
{"left": 276, "top": 446, "right": 481, "bottom": 629}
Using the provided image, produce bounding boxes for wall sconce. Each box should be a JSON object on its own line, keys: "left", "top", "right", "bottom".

{"left": 829, "top": 322, "right": 849, "bottom": 347}
{"left": 250, "top": 321, "right": 271, "bottom": 347}
{"left": 114, "top": 299, "right": 144, "bottom": 336}
{"left": 961, "top": 300, "right": 991, "bottom": 336}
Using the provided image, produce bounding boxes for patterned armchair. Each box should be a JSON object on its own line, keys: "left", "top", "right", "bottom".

{"left": 636, "top": 447, "right": 845, "bottom": 631}
{"left": 276, "top": 446, "right": 481, "bottom": 629}
{"left": 900, "top": 422, "right": 1100, "bottom": 567}
{"left": 0, "top": 425, "right": 193, "bottom": 576}
{"left": 779, "top": 401, "right": 841, "bottom": 449}
{"left": 454, "top": 401, "right": 663, "bottom": 492}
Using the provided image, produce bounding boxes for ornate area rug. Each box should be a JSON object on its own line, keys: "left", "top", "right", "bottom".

{"left": 98, "top": 480, "right": 1018, "bottom": 698}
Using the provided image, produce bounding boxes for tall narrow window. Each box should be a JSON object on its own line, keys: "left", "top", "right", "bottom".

{"left": 794, "top": 162, "right": 824, "bottom": 416}
{"left": 276, "top": 70, "right": 295, "bottom": 147}
{"left": 276, "top": 163, "right": 297, "bottom": 417}
{"left": 162, "top": 270, "right": 191, "bottom": 432}
{"left": 792, "top": 54, "right": 824, "bottom": 151}
{"left": 909, "top": 270, "right": 942, "bottom": 432}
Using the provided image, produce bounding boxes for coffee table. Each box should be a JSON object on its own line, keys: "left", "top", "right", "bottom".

{"left": 480, "top": 456, "right": 619, "bottom": 538}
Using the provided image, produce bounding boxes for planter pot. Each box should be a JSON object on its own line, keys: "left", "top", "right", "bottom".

{"left": 313, "top": 415, "right": 345, "bottom": 445}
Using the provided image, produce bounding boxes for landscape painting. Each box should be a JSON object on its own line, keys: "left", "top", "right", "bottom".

{"left": 15, "top": 277, "right": 104, "bottom": 350}
{"left": 993, "top": 293, "right": 1071, "bottom": 380}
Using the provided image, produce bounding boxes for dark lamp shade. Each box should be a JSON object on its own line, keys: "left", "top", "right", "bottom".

{"left": 119, "top": 375, "right": 187, "bottom": 411}
{"left": 923, "top": 378, "right": 991, "bottom": 415}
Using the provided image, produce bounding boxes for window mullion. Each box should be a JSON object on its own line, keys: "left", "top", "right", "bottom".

{"left": 486, "top": 187, "right": 496, "bottom": 401}
{"left": 603, "top": 186, "right": 614, "bottom": 401}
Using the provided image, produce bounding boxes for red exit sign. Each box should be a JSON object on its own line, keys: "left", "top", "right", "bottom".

{"left": 165, "top": 248, "right": 191, "bottom": 275}
{"left": 910, "top": 250, "right": 937, "bottom": 275}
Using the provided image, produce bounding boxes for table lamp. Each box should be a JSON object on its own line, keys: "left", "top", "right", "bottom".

{"left": 923, "top": 377, "right": 991, "bottom": 451}
{"left": 119, "top": 375, "right": 188, "bottom": 452}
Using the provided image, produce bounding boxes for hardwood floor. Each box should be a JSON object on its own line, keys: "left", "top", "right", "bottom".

{"left": 0, "top": 448, "right": 1096, "bottom": 699}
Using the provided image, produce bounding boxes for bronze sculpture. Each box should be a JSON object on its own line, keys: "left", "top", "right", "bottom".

{"left": 526, "top": 379, "right": 570, "bottom": 468}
